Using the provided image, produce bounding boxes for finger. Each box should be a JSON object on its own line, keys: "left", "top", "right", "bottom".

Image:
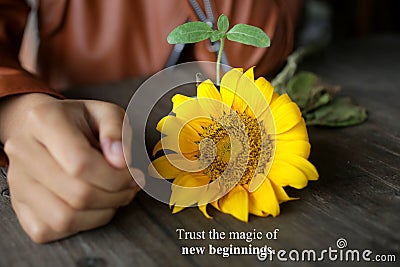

{"left": 26, "top": 105, "right": 133, "bottom": 191}
{"left": 130, "top": 167, "right": 146, "bottom": 189}
{"left": 13, "top": 202, "right": 68, "bottom": 243}
{"left": 11, "top": 136, "right": 140, "bottom": 209}
{"left": 85, "top": 101, "right": 126, "bottom": 168}
{"left": 122, "top": 114, "right": 133, "bottom": 166}
{"left": 15, "top": 177, "right": 116, "bottom": 235}
{"left": 29, "top": 101, "right": 96, "bottom": 171}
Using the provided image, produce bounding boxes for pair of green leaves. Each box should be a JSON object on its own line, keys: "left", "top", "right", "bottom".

{"left": 168, "top": 14, "right": 269, "bottom": 85}
{"left": 167, "top": 14, "right": 270, "bottom": 48}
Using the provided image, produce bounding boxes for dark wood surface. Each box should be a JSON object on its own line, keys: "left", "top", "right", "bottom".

{"left": 1, "top": 35, "right": 399, "bottom": 267}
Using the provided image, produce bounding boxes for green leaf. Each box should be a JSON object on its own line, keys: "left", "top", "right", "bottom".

{"left": 210, "top": 30, "right": 225, "bottom": 42}
{"left": 286, "top": 71, "right": 339, "bottom": 112}
{"left": 217, "top": 14, "right": 229, "bottom": 32}
{"left": 226, "top": 24, "right": 270, "bottom": 47}
{"left": 305, "top": 97, "right": 368, "bottom": 127}
{"left": 167, "top": 22, "right": 213, "bottom": 44}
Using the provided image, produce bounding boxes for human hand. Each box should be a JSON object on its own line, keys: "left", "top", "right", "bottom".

{"left": 0, "top": 93, "right": 143, "bottom": 243}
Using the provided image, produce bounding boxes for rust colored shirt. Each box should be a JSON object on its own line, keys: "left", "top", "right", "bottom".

{"left": 0, "top": 0, "right": 302, "bottom": 165}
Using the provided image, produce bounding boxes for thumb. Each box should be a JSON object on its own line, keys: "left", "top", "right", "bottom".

{"left": 85, "top": 101, "right": 127, "bottom": 169}
{"left": 101, "top": 137, "right": 125, "bottom": 169}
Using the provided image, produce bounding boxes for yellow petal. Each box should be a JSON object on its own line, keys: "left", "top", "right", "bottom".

{"left": 244, "top": 66, "right": 255, "bottom": 81}
{"left": 166, "top": 154, "right": 202, "bottom": 172}
{"left": 197, "top": 79, "right": 223, "bottom": 118}
{"left": 259, "top": 94, "right": 293, "bottom": 129}
{"left": 172, "top": 95, "right": 210, "bottom": 125}
{"left": 172, "top": 205, "right": 185, "bottom": 214}
{"left": 198, "top": 181, "right": 224, "bottom": 206}
{"left": 153, "top": 138, "right": 166, "bottom": 156}
{"left": 210, "top": 200, "right": 220, "bottom": 211}
{"left": 247, "top": 178, "right": 280, "bottom": 217}
{"left": 152, "top": 136, "right": 199, "bottom": 156}
{"left": 275, "top": 154, "right": 318, "bottom": 181}
{"left": 270, "top": 180, "right": 296, "bottom": 203}
{"left": 198, "top": 204, "right": 212, "bottom": 219}
{"left": 270, "top": 92, "right": 279, "bottom": 103}
{"left": 181, "top": 151, "right": 199, "bottom": 160}
{"left": 275, "top": 118, "right": 309, "bottom": 141}
{"left": 275, "top": 140, "right": 311, "bottom": 159}
{"left": 171, "top": 173, "right": 211, "bottom": 207}
{"left": 270, "top": 93, "right": 292, "bottom": 110}
{"left": 187, "top": 118, "right": 212, "bottom": 134}
{"left": 255, "top": 77, "right": 274, "bottom": 104}
{"left": 148, "top": 155, "right": 183, "bottom": 179}
{"left": 220, "top": 68, "right": 243, "bottom": 113}
{"left": 239, "top": 70, "right": 271, "bottom": 119}
{"left": 218, "top": 185, "right": 249, "bottom": 222}
{"left": 156, "top": 115, "right": 201, "bottom": 142}
{"left": 172, "top": 94, "right": 192, "bottom": 107}
{"left": 267, "top": 160, "right": 308, "bottom": 189}
{"left": 173, "top": 172, "right": 210, "bottom": 187}
{"left": 232, "top": 70, "right": 254, "bottom": 114}
{"left": 272, "top": 102, "right": 302, "bottom": 134}
{"left": 248, "top": 172, "right": 268, "bottom": 193}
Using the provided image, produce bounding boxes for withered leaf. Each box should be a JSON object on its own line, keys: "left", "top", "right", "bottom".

{"left": 305, "top": 97, "right": 368, "bottom": 127}
{"left": 286, "top": 71, "right": 340, "bottom": 112}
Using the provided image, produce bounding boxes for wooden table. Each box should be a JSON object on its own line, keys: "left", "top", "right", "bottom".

{"left": 1, "top": 35, "right": 399, "bottom": 266}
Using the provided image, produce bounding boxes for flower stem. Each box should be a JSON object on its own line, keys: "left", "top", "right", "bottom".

{"left": 216, "top": 37, "right": 225, "bottom": 86}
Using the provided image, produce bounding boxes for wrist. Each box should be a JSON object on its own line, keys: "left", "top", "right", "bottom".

{"left": 0, "top": 93, "right": 57, "bottom": 142}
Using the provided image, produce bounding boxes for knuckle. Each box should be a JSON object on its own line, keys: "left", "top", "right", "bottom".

{"left": 68, "top": 151, "right": 91, "bottom": 176}
{"left": 6, "top": 170, "right": 16, "bottom": 188}
{"left": 27, "top": 103, "right": 64, "bottom": 127}
{"left": 26, "top": 107, "right": 45, "bottom": 125}
{"left": 105, "top": 101, "right": 124, "bottom": 112}
{"left": 121, "top": 190, "right": 136, "bottom": 206}
{"left": 4, "top": 138, "right": 21, "bottom": 156}
{"left": 69, "top": 183, "right": 93, "bottom": 210}
{"left": 28, "top": 224, "right": 48, "bottom": 244}
{"left": 51, "top": 209, "right": 74, "bottom": 233}
{"left": 105, "top": 103, "right": 125, "bottom": 119}
{"left": 109, "top": 179, "right": 128, "bottom": 192}
{"left": 98, "top": 209, "right": 116, "bottom": 226}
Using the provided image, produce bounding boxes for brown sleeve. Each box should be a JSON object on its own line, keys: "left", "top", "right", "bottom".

{"left": 189, "top": 0, "right": 303, "bottom": 77}
{"left": 0, "top": 0, "right": 64, "bottom": 166}
{"left": 0, "top": 0, "right": 64, "bottom": 99}
{"left": 0, "top": 147, "right": 6, "bottom": 166}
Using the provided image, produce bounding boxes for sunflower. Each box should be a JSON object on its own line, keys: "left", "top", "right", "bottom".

{"left": 148, "top": 67, "right": 318, "bottom": 222}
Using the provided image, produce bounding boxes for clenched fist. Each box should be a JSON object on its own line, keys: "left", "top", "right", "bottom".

{"left": 0, "top": 93, "right": 144, "bottom": 243}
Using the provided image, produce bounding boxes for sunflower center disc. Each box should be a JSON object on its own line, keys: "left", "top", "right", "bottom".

{"left": 198, "top": 112, "right": 274, "bottom": 187}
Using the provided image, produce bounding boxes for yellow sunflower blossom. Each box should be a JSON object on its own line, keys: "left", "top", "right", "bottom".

{"left": 148, "top": 67, "right": 318, "bottom": 222}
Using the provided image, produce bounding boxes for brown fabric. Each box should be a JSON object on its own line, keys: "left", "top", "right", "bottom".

{"left": 0, "top": 149, "right": 6, "bottom": 166}
{"left": 0, "top": 0, "right": 302, "bottom": 166}
{"left": 0, "top": 0, "right": 64, "bottom": 99}
{"left": 1, "top": 0, "right": 302, "bottom": 92}
{"left": 188, "top": 0, "right": 303, "bottom": 77}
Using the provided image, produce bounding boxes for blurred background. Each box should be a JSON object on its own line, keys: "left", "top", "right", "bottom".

{"left": 20, "top": 0, "right": 400, "bottom": 73}
{"left": 296, "top": 0, "right": 400, "bottom": 46}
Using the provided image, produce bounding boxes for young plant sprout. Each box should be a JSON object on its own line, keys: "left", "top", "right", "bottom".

{"left": 167, "top": 14, "right": 270, "bottom": 85}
